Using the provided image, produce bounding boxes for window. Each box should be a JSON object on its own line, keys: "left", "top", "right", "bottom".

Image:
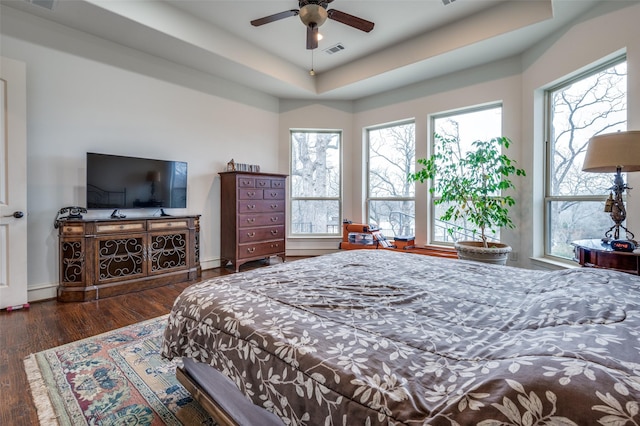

{"left": 545, "top": 58, "right": 627, "bottom": 259}
{"left": 431, "top": 105, "right": 503, "bottom": 244}
{"left": 290, "top": 130, "right": 341, "bottom": 235}
{"left": 366, "top": 121, "right": 415, "bottom": 238}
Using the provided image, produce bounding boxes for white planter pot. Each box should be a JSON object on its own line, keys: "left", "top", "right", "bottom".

{"left": 454, "top": 241, "right": 512, "bottom": 265}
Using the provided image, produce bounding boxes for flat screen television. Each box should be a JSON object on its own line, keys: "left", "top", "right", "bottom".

{"left": 86, "top": 152, "right": 187, "bottom": 210}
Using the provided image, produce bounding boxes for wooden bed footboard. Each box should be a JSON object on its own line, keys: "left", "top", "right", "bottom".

{"left": 176, "top": 358, "right": 283, "bottom": 426}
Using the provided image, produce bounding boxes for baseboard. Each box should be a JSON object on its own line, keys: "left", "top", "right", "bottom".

{"left": 201, "top": 258, "right": 222, "bottom": 271}
{"left": 27, "top": 283, "right": 58, "bottom": 302}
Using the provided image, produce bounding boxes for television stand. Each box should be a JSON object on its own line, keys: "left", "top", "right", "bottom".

{"left": 160, "top": 208, "right": 171, "bottom": 217}
{"left": 57, "top": 215, "right": 201, "bottom": 301}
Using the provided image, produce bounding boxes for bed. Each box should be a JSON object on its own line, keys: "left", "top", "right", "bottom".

{"left": 161, "top": 249, "right": 640, "bottom": 425}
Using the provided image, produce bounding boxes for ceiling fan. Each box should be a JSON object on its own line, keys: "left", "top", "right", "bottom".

{"left": 250, "top": 0, "right": 375, "bottom": 50}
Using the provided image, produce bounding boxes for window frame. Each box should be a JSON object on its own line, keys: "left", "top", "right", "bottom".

{"left": 365, "top": 119, "right": 416, "bottom": 239}
{"left": 543, "top": 55, "right": 627, "bottom": 260}
{"left": 289, "top": 129, "right": 343, "bottom": 237}
{"left": 429, "top": 103, "right": 504, "bottom": 245}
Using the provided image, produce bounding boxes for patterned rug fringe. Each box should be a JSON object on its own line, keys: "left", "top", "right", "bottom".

{"left": 24, "top": 353, "right": 60, "bottom": 426}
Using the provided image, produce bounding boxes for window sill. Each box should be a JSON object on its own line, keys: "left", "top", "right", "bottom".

{"left": 529, "top": 256, "right": 579, "bottom": 271}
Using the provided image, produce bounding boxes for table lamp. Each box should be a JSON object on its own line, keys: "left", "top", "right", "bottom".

{"left": 582, "top": 130, "right": 640, "bottom": 243}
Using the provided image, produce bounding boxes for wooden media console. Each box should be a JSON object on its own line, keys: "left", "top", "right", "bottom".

{"left": 57, "top": 215, "right": 201, "bottom": 302}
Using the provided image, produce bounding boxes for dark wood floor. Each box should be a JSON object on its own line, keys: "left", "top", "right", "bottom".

{"left": 0, "top": 259, "right": 294, "bottom": 425}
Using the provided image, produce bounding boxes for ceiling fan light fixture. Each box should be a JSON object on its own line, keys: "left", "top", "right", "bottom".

{"left": 250, "top": 1, "right": 374, "bottom": 49}
{"left": 299, "top": 4, "right": 328, "bottom": 27}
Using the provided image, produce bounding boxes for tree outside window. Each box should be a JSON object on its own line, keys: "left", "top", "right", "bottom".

{"left": 431, "top": 105, "right": 503, "bottom": 244}
{"left": 366, "top": 121, "right": 416, "bottom": 238}
{"left": 290, "top": 130, "right": 341, "bottom": 235}
{"left": 546, "top": 58, "right": 627, "bottom": 259}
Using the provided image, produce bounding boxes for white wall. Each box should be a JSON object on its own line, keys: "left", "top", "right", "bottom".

{"left": 354, "top": 58, "right": 523, "bottom": 251}
{"left": 521, "top": 0, "right": 640, "bottom": 269}
{"left": 279, "top": 58, "right": 525, "bottom": 260}
{"left": 1, "top": 6, "right": 282, "bottom": 301}
{"left": 279, "top": 1, "right": 640, "bottom": 270}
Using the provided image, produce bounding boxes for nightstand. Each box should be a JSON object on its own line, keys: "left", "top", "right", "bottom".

{"left": 572, "top": 239, "right": 640, "bottom": 275}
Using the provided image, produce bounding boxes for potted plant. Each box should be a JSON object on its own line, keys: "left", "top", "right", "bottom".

{"left": 409, "top": 134, "right": 526, "bottom": 265}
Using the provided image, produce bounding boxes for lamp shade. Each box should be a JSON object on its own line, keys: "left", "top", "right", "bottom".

{"left": 582, "top": 130, "right": 640, "bottom": 173}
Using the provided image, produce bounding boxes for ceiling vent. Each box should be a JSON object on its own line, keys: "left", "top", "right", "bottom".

{"left": 324, "top": 43, "right": 345, "bottom": 55}
{"left": 21, "top": 0, "right": 55, "bottom": 10}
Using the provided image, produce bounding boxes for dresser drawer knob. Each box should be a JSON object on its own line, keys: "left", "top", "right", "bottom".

{"left": 270, "top": 230, "right": 279, "bottom": 235}
{"left": 247, "top": 191, "right": 255, "bottom": 197}
{"left": 270, "top": 204, "right": 278, "bottom": 209}
{"left": 247, "top": 218, "right": 255, "bottom": 223}
{"left": 247, "top": 247, "right": 256, "bottom": 253}
{"left": 270, "top": 192, "right": 278, "bottom": 198}
{"left": 271, "top": 243, "right": 279, "bottom": 248}
{"left": 247, "top": 204, "right": 256, "bottom": 210}
{"left": 270, "top": 217, "right": 279, "bottom": 222}
{"left": 247, "top": 232, "right": 256, "bottom": 237}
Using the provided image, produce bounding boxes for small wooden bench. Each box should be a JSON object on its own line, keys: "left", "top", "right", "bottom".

{"left": 177, "top": 358, "right": 283, "bottom": 425}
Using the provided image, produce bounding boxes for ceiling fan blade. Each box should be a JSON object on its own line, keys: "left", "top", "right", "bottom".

{"left": 251, "top": 9, "right": 299, "bottom": 27}
{"left": 327, "top": 9, "right": 374, "bottom": 32}
{"left": 306, "top": 25, "right": 318, "bottom": 50}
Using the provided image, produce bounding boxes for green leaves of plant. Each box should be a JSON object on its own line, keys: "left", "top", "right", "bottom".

{"left": 409, "top": 134, "right": 526, "bottom": 246}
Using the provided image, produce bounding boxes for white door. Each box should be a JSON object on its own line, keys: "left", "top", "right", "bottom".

{"left": 0, "top": 57, "right": 28, "bottom": 310}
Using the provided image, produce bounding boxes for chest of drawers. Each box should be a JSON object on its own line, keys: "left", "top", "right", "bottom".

{"left": 220, "top": 172, "right": 288, "bottom": 271}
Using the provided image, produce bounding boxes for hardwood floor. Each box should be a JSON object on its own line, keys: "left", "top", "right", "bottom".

{"left": 0, "top": 259, "right": 297, "bottom": 425}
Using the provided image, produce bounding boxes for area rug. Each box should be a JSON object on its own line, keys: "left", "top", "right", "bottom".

{"left": 24, "top": 315, "right": 213, "bottom": 425}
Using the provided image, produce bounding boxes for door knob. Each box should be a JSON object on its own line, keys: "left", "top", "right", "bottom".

{"left": 4, "top": 211, "right": 24, "bottom": 219}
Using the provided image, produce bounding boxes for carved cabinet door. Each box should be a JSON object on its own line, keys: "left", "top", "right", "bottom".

{"left": 147, "top": 230, "right": 190, "bottom": 276}
{"left": 60, "top": 237, "right": 85, "bottom": 288}
{"left": 93, "top": 233, "right": 146, "bottom": 284}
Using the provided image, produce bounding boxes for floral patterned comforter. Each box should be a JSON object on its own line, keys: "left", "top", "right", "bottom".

{"left": 162, "top": 249, "right": 640, "bottom": 425}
